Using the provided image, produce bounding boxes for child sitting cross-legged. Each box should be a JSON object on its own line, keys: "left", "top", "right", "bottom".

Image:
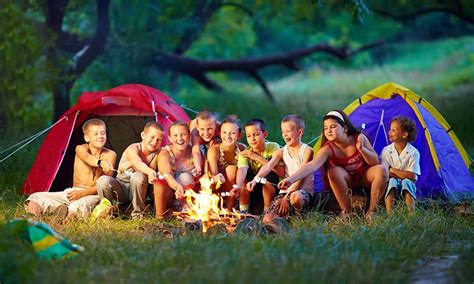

{"left": 247, "top": 115, "right": 313, "bottom": 223}
{"left": 381, "top": 116, "right": 420, "bottom": 213}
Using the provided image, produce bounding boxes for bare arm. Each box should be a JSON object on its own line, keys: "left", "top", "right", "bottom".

{"left": 157, "top": 150, "right": 181, "bottom": 192}
{"left": 240, "top": 149, "right": 284, "bottom": 176}
{"left": 279, "top": 146, "right": 330, "bottom": 189}
{"left": 254, "top": 149, "right": 283, "bottom": 179}
{"left": 247, "top": 149, "right": 283, "bottom": 191}
{"left": 69, "top": 148, "right": 116, "bottom": 200}
{"left": 356, "top": 134, "right": 379, "bottom": 165}
{"left": 207, "top": 145, "right": 220, "bottom": 176}
{"left": 100, "top": 149, "right": 117, "bottom": 176}
{"left": 389, "top": 168, "right": 417, "bottom": 181}
{"left": 75, "top": 144, "right": 109, "bottom": 171}
{"left": 191, "top": 129, "right": 205, "bottom": 175}
{"left": 126, "top": 144, "right": 157, "bottom": 182}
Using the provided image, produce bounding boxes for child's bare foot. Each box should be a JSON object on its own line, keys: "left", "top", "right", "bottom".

{"left": 365, "top": 211, "right": 377, "bottom": 223}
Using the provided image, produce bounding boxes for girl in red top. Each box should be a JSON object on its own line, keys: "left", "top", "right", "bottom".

{"left": 279, "top": 110, "right": 388, "bottom": 217}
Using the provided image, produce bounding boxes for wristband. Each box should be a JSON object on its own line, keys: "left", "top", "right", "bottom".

{"left": 254, "top": 176, "right": 267, "bottom": 184}
{"left": 158, "top": 173, "right": 168, "bottom": 180}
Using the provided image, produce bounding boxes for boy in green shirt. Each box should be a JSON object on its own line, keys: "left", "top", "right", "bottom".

{"left": 231, "top": 119, "right": 284, "bottom": 214}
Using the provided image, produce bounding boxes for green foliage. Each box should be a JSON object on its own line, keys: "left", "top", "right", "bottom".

{"left": 0, "top": 2, "right": 51, "bottom": 130}
{"left": 0, "top": 221, "right": 38, "bottom": 283}
{"left": 186, "top": 6, "right": 256, "bottom": 59}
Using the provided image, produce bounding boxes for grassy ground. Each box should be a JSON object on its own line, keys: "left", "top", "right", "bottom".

{"left": 1, "top": 36, "right": 473, "bottom": 283}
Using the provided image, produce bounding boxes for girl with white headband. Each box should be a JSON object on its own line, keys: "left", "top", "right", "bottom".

{"left": 278, "top": 110, "right": 388, "bottom": 219}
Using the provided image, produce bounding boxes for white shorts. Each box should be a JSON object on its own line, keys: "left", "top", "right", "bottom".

{"left": 25, "top": 187, "right": 100, "bottom": 217}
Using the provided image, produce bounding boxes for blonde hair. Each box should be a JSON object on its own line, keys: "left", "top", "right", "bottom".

{"left": 168, "top": 120, "right": 190, "bottom": 134}
{"left": 282, "top": 114, "right": 305, "bottom": 130}
{"left": 144, "top": 121, "right": 164, "bottom": 132}
{"left": 82, "top": 119, "right": 106, "bottom": 135}
{"left": 196, "top": 110, "right": 216, "bottom": 124}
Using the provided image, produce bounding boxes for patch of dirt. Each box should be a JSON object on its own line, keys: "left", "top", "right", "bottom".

{"left": 410, "top": 255, "right": 460, "bottom": 284}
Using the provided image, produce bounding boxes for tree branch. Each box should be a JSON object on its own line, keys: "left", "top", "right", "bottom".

{"left": 154, "top": 40, "right": 384, "bottom": 100}
{"left": 46, "top": 0, "right": 68, "bottom": 33}
{"left": 249, "top": 71, "right": 274, "bottom": 102}
{"left": 174, "top": 0, "right": 220, "bottom": 54}
{"left": 372, "top": 5, "right": 474, "bottom": 24}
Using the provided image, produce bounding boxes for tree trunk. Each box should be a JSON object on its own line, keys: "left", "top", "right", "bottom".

{"left": 0, "top": 107, "right": 7, "bottom": 139}
{"left": 52, "top": 84, "right": 71, "bottom": 121}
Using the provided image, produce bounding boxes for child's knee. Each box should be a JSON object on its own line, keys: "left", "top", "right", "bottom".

{"left": 130, "top": 172, "right": 147, "bottom": 184}
{"left": 225, "top": 165, "right": 237, "bottom": 180}
{"left": 375, "top": 164, "right": 388, "bottom": 180}
{"left": 96, "top": 176, "right": 113, "bottom": 193}
{"left": 327, "top": 166, "right": 347, "bottom": 181}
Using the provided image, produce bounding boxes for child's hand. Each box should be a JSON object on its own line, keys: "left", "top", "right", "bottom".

{"left": 148, "top": 170, "right": 157, "bottom": 184}
{"left": 193, "top": 166, "right": 202, "bottom": 177}
{"left": 356, "top": 135, "right": 365, "bottom": 151}
{"left": 278, "top": 194, "right": 290, "bottom": 216}
{"left": 278, "top": 178, "right": 292, "bottom": 190}
{"left": 246, "top": 180, "right": 257, "bottom": 192}
{"left": 175, "top": 184, "right": 185, "bottom": 199}
{"left": 230, "top": 184, "right": 240, "bottom": 198}
{"left": 213, "top": 173, "right": 226, "bottom": 184}
{"left": 240, "top": 149, "right": 254, "bottom": 160}
{"left": 101, "top": 160, "right": 114, "bottom": 173}
{"left": 67, "top": 189, "right": 84, "bottom": 201}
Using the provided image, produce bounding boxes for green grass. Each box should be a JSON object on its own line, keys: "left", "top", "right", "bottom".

{"left": 1, "top": 36, "right": 474, "bottom": 283}
{"left": 1, "top": 208, "right": 472, "bottom": 283}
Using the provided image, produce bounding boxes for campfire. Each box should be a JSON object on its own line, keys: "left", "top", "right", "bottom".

{"left": 177, "top": 174, "right": 243, "bottom": 233}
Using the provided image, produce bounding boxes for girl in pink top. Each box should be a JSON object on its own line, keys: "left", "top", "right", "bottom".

{"left": 279, "top": 110, "right": 388, "bottom": 218}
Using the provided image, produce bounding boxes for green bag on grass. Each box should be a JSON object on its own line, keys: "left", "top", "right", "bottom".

{"left": 3, "top": 219, "right": 84, "bottom": 260}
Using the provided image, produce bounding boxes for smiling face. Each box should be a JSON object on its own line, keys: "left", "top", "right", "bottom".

{"left": 281, "top": 121, "right": 302, "bottom": 147}
{"left": 244, "top": 125, "right": 267, "bottom": 150}
{"left": 84, "top": 124, "right": 107, "bottom": 149}
{"left": 323, "top": 118, "right": 346, "bottom": 142}
{"left": 169, "top": 124, "right": 191, "bottom": 150}
{"left": 220, "top": 122, "right": 240, "bottom": 147}
{"left": 197, "top": 118, "right": 217, "bottom": 143}
{"left": 141, "top": 126, "right": 164, "bottom": 153}
{"left": 388, "top": 120, "right": 407, "bottom": 143}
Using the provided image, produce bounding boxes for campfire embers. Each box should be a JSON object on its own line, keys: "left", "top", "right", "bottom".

{"left": 176, "top": 174, "right": 245, "bottom": 233}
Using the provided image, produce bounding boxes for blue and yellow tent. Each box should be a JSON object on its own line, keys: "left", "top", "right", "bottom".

{"left": 314, "top": 82, "right": 474, "bottom": 200}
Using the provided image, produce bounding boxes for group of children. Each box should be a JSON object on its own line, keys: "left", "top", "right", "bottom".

{"left": 25, "top": 109, "right": 421, "bottom": 222}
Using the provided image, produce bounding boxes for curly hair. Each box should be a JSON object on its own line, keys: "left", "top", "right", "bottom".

{"left": 391, "top": 116, "right": 417, "bottom": 142}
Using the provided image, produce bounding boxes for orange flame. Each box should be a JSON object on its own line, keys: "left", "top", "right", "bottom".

{"left": 183, "top": 173, "right": 240, "bottom": 232}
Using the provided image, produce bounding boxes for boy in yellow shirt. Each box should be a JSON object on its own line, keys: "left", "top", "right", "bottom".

{"left": 231, "top": 119, "right": 284, "bottom": 214}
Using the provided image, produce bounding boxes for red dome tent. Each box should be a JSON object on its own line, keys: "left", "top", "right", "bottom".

{"left": 22, "top": 84, "right": 190, "bottom": 195}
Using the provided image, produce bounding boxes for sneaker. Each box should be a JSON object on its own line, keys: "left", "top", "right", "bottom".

{"left": 90, "top": 199, "right": 113, "bottom": 223}
{"left": 131, "top": 213, "right": 145, "bottom": 220}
